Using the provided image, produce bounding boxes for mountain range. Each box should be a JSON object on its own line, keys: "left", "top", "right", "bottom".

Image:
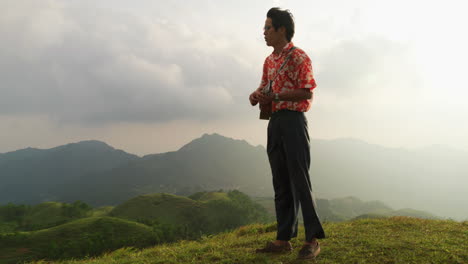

{"left": 0, "top": 133, "right": 466, "bottom": 220}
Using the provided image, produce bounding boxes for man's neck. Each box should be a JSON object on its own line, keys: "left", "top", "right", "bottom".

{"left": 273, "top": 40, "right": 289, "bottom": 55}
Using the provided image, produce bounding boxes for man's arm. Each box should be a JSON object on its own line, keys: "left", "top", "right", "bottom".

{"left": 250, "top": 59, "right": 269, "bottom": 106}
{"left": 256, "top": 88, "right": 313, "bottom": 104}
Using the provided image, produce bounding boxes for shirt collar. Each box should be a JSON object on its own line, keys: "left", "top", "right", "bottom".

{"left": 272, "top": 42, "right": 294, "bottom": 60}
{"left": 282, "top": 42, "right": 294, "bottom": 54}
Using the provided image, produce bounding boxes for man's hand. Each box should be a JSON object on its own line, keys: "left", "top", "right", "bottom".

{"left": 249, "top": 91, "right": 258, "bottom": 106}
{"left": 256, "top": 92, "right": 274, "bottom": 104}
{"left": 250, "top": 88, "right": 313, "bottom": 106}
{"left": 249, "top": 89, "right": 263, "bottom": 106}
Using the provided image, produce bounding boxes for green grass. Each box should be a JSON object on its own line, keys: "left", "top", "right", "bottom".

{"left": 0, "top": 201, "right": 93, "bottom": 233}
{"left": 0, "top": 221, "right": 18, "bottom": 233}
{"left": 89, "top": 206, "right": 114, "bottom": 217}
{"left": 0, "top": 217, "right": 157, "bottom": 264}
{"left": 26, "top": 217, "right": 468, "bottom": 264}
{"left": 20, "top": 202, "right": 72, "bottom": 230}
{"left": 0, "top": 191, "right": 270, "bottom": 264}
{"left": 108, "top": 193, "right": 204, "bottom": 226}
{"left": 193, "top": 192, "right": 230, "bottom": 202}
{"left": 107, "top": 191, "right": 269, "bottom": 236}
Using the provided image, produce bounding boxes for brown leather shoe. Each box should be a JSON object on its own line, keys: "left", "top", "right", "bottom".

{"left": 297, "top": 241, "right": 320, "bottom": 259}
{"left": 255, "top": 241, "right": 293, "bottom": 253}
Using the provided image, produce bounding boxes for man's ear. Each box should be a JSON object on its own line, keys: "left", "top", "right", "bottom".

{"left": 279, "top": 26, "right": 286, "bottom": 36}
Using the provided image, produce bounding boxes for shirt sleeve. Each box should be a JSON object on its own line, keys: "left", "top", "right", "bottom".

{"left": 258, "top": 58, "right": 269, "bottom": 89}
{"left": 294, "top": 52, "right": 317, "bottom": 91}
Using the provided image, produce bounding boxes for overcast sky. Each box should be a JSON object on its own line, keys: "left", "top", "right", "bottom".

{"left": 1, "top": 0, "right": 467, "bottom": 155}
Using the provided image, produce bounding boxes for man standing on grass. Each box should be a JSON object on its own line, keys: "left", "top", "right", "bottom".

{"left": 249, "top": 7, "right": 325, "bottom": 260}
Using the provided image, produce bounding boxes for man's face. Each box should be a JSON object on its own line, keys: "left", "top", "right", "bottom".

{"left": 263, "top": 18, "right": 284, "bottom": 47}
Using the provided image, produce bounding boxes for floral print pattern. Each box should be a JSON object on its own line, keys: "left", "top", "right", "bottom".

{"left": 259, "top": 42, "right": 317, "bottom": 112}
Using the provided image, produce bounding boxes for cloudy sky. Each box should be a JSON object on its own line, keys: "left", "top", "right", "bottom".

{"left": 1, "top": 0, "right": 467, "bottom": 155}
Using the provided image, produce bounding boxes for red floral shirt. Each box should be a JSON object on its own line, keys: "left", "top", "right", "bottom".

{"left": 259, "top": 42, "right": 317, "bottom": 112}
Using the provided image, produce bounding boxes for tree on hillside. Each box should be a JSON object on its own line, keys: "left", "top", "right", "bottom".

{"left": 0, "top": 203, "right": 28, "bottom": 223}
{"left": 62, "top": 201, "right": 91, "bottom": 218}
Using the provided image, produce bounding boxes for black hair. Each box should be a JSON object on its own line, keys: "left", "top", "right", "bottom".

{"left": 267, "top": 7, "right": 295, "bottom": 42}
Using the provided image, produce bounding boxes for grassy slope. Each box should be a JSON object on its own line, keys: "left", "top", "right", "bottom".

{"left": 193, "top": 192, "right": 229, "bottom": 202}
{"left": 21, "top": 202, "right": 75, "bottom": 230}
{"left": 89, "top": 206, "right": 114, "bottom": 217}
{"left": 109, "top": 193, "right": 204, "bottom": 226}
{"left": 23, "top": 202, "right": 64, "bottom": 224}
{"left": 30, "top": 217, "right": 467, "bottom": 264}
{"left": 0, "top": 217, "right": 155, "bottom": 264}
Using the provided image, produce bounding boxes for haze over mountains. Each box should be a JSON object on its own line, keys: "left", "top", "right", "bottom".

{"left": 0, "top": 133, "right": 466, "bottom": 220}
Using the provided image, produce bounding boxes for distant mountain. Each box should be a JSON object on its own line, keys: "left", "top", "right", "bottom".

{"left": 0, "top": 140, "right": 139, "bottom": 204}
{"left": 255, "top": 196, "right": 439, "bottom": 222}
{"left": 1, "top": 134, "right": 466, "bottom": 220}
{"left": 58, "top": 133, "right": 271, "bottom": 205}
{"left": 326, "top": 196, "right": 393, "bottom": 219}
{"left": 310, "top": 138, "right": 468, "bottom": 220}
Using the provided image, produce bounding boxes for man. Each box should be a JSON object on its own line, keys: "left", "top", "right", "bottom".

{"left": 249, "top": 8, "right": 325, "bottom": 260}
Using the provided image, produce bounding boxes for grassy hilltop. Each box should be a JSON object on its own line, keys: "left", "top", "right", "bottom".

{"left": 0, "top": 217, "right": 156, "bottom": 264}
{"left": 0, "top": 191, "right": 269, "bottom": 264}
{"left": 27, "top": 217, "right": 468, "bottom": 264}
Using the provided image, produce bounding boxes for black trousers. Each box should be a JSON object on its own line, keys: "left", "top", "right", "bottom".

{"left": 267, "top": 110, "right": 325, "bottom": 241}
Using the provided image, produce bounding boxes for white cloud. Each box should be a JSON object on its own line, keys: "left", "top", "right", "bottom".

{"left": 1, "top": 0, "right": 467, "bottom": 153}
{"left": 316, "top": 36, "right": 423, "bottom": 102}
{"left": 0, "top": 0, "right": 260, "bottom": 124}
{"left": 0, "top": 0, "right": 74, "bottom": 60}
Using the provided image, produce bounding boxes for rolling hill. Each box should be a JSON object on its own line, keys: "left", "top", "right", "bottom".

{"left": 0, "top": 190, "right": 270, "bottom": 264}
{"left": 22, "top": 217, "right": 468, "bottom": 264}
{"left": 0, "top": 216, "right": 156, "bottom": 264}
{"left": 1, "top": 133, "right": 466, "bottom": 220}
{"left": 109, "top": 193, "right": 204, "bottom": 226}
